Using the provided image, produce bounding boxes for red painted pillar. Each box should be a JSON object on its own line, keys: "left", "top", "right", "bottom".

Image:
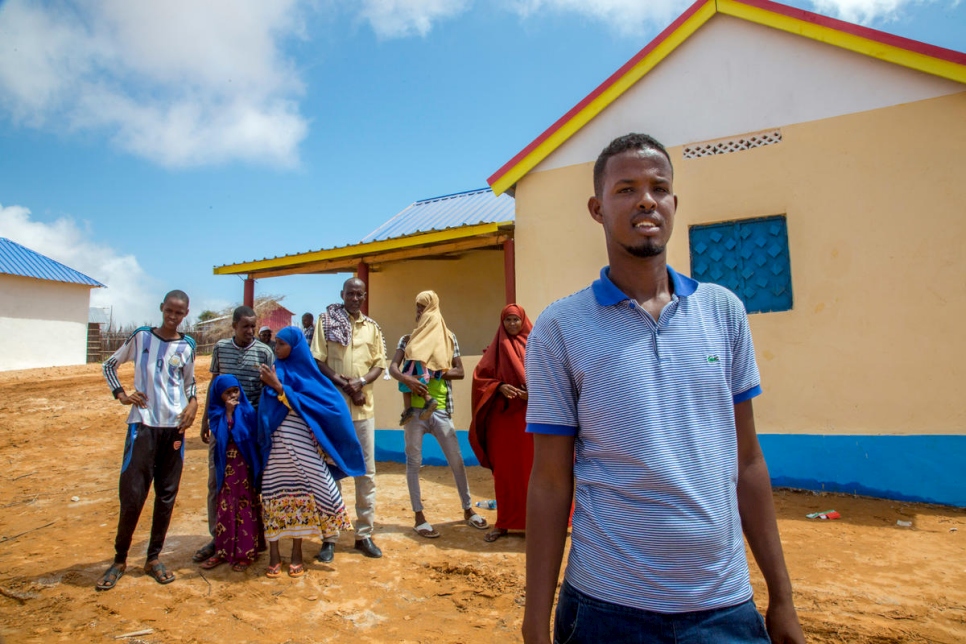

{"left": 243, "top": 277, "right": 255, "bottom": 308}
{"left": 503, "top": 238, "right": 516, "bottom": 305}
{"left": 357, "top": 261, "right": 370, "bottom": 316}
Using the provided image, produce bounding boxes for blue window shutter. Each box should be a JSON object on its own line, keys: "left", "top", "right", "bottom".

{"left": 689, "top": 215, "right": 792, "bottom": 314}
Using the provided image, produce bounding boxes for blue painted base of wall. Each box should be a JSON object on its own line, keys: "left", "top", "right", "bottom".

{"left": 759, "top": 434, "right": 965, "bottom": 508}
{"left": 375, "top": 428, "right": 481, "bottom": 468}
{"left": 374, "top": 429, "right": 965, "bottom": 508}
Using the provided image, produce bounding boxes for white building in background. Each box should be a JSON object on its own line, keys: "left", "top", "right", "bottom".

{"left": 0, "top": 237, "right": 104, "bottom": 372}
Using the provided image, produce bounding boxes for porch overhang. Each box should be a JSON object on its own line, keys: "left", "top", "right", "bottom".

{"left": 213, "top": 221, "right": 514, "bottom": 280}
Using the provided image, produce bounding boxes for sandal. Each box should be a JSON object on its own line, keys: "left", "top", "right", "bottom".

{"left": 288, "top": 563, "right": 305, "bottom": 578}
{"left": 418, "top": 399, "right": 438, "bottom": 420}
{"left": 200, "top": 554, "right": 226, "bottom": 570}
{"left": 96, "top": 562, "right": 126, "bottom": 591}
{"left": 413, "top": 522, "right": 440, "bottom": 539}
{"left": 484, "top": 528, "right": 508, "bottom": 543}
{"left": 144, "top": 560, "right": 175, "bottom": 585}
{"left": 231, "top": 561, "right": 251, "bottom": 572}
{"left": 192, "top": 542, "right": 216, "bottom": 563}
{"left": 265, "top": 563, "right": 282, "bottom": 578}
{"left": 466, "top": 513, "right": 488, "bottom": 530}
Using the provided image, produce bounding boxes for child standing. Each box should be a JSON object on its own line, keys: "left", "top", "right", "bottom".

{"left": 194, "top": 305, "right": 274, "bottom": 564}
{"left": 200, "top": 375, "right": 260, "bottom": 572}
{"left": 97, "top": 290, "right": 197, "bottom": 591}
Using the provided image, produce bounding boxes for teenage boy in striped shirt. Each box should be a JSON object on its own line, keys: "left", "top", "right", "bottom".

{"left": 97, "top": 290, "right": 197, "bottom": 591}
{"left": 523, "top": 134, "right": 804, "bottom": 644}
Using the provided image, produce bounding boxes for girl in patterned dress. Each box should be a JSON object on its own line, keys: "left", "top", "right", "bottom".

{"left": 200, "top": 375, "right": 260, "bottom": 571}
{"left": 257, "top": 327, "right": 366, "bottom": 578}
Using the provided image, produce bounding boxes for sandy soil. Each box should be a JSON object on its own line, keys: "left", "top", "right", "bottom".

{"left": 0, "top": 363, "right": 964, "bottom": 644}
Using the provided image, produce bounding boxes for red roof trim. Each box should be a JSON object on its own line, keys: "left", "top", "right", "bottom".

{"left": 487, "top": 0, "right": 966, "bottom": 190}
{"left": 737, "top": 0, "right": 966, "bottom": 64}
{"left": 485, "top": 0, "right": 712, "bottom": 187}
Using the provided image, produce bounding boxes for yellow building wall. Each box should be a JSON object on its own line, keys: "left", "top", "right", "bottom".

{"left": 513, "top": 91, "right": 966, "bottom": 436}
{"left": 367, "top": 249, "right": 505, "bottom": 429}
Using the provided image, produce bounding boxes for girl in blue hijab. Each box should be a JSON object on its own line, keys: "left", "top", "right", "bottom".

{"left": 200, "top": 374, "right": 260, "bottom": 572}
{"left": 257, "top": 326, "right": 365, "bottom": 578}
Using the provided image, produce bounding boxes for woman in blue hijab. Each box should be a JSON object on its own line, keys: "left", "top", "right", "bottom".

{"left": 200, "top": 374, "right": 260, "bottom": 572}
{"left": 257, "top": 326, "right": 365, "bottom": 578}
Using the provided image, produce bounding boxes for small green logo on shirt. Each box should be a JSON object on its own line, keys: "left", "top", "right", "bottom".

{"left": 706, "top": 355, "right": 720, "bottom": 364}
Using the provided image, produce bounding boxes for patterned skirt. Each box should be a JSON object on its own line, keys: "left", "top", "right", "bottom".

{"left": 261, "top": 411, "right": 352, "bottom": 541}
{"left": 214, "top": 442, "right": 258, "bottom": 564}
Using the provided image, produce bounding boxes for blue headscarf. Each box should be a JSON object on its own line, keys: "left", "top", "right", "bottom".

{"left": 208, "top": 374, "right": 260, "bottom": 492}
{"left": 257, "top": 326, "right": 365, "bottom": 481}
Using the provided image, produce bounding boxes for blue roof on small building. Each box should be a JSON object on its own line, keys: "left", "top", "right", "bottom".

{"left": 0, "top": 238, "right": 104, "bottom": 287}
{"left": 361, "top": 188, "right": 514, "bottom": 243}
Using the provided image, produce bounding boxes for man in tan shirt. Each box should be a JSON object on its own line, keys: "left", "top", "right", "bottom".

{"left": 311, "top": 277, "right": 387, "bottom": 560}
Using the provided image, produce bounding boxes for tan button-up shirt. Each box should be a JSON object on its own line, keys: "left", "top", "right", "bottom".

{"left": 310, "top": 313, "right": 387, "bottom": 421}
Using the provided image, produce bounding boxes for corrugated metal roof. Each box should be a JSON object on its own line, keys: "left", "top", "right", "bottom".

{"left": 360, "top": 188, "right": 514, "bottom": 243}
{"left": 0, "top": 237, "right": 104, "bottom": 287}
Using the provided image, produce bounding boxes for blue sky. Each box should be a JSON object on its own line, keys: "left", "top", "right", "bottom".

{"left": 1, "top": 0, "right": 963, "bottom": 327}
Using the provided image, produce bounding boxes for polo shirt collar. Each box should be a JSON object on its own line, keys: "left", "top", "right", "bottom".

{"left": 592, "top": 265, "right": 698, "bottom": 306}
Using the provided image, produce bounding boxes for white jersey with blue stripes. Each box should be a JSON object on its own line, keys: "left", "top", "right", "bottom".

{"left": 103, "top": 327, "right": 197, "bottom": 428}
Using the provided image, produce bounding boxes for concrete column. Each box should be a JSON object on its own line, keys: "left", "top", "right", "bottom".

{"left": 244, "top": 277, "right": 255, "bottom": 308}
{"left": 503, "top": 238, "right": 516, "bottom": 305}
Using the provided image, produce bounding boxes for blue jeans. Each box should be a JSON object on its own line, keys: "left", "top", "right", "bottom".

{"left": 554, "top": 579, "right": 770, "bottom": 644}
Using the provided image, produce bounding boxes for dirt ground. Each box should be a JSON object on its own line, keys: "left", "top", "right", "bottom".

{"left": 0, "top": 364, "right": 964, "bottom": 644}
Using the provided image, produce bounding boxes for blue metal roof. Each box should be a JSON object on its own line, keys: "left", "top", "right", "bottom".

{"left": 360, "top": 188, "right": 514, "bottom": 243}
{"left": 0, "top": 237, "right": 104, "bottom": 287}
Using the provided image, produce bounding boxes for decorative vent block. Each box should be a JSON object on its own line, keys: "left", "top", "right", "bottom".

{"left": 683, "top": 130, "right": 782, "bottom": 159}
{"left": 689, "top": 215, "right": 792, "bottom": 314}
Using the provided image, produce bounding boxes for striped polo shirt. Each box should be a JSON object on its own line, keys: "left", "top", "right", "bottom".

{"left": 526, "top": 266, "right": 762, "bottom": 613}
{"left": 210, "top": 338, "right": 275, "bottom": 409}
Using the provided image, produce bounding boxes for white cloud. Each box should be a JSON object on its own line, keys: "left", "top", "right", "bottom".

{"left": 504, "top": 0, "right": 691, "bottom": 36}
{"left": 0, "top": 203, "right": 160, "bottom": 327}
{"left": 0, "top": 0, "right": 308, "bottom": 168}
{"left": 808, "top": 0, "right": 936, "bottom": 23}
{"left": 357, "top": 0, "right": 471, "bottom": 38}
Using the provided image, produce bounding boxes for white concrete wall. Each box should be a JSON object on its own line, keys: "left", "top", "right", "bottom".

{"left": 0, "top": 275, "right": 93, "bottom": 371}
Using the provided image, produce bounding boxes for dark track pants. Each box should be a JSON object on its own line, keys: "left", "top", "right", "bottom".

{"left": 113, "top": 424, "right": 184, "bottom": 564}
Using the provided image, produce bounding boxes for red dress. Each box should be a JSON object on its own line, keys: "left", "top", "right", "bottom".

{"left": 470, "top": 305, "right": 533, "bottom": 531}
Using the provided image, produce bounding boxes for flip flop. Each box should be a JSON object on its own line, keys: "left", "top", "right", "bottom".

{"left": 192, "top": 542, "right": 216, "bottom": 563}
{"left": 231, "top": 561, "right": 251, "bottom": 572}
{"left": 96, "top": 562, "right": 126, "bottom": 591}
{"left": 418, "top": 399, "right": 438, "bottom": 420}
{"left": 484, "top": 528, "right": 508, "bottom": 543}
{"left": 200, "top": 554, "right": 226, "bottom": 570}
{"left": 144, "top": 561, "right": 175, "bottom": 585}
{"left": 288, "top": 563, "right": 305, "bottom": 578}
{"left": 466, "top": 513, "right": 488, "bottom": 530}
{"left": 413, "top": 522, "right": 440, "bottom": 539}
{"left": 265, "top": 563, "right": 282, "bottom": 578}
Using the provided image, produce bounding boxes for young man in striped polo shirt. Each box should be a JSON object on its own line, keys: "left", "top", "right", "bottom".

{"left": 523, "top": 134, "right": 804, "bottom": 644}
{"left": 97, "top": 290, "right": 197, "bottom": 590}
{"left": 193, "top": 305, "right": 275, "bottom": 564}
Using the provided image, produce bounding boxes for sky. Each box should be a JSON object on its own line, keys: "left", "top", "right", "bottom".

{"left": 0, "top": 0, "right": 963, "bottom": 328}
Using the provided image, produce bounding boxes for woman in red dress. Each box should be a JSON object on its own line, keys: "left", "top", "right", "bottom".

{"left": 469, "top": 304, "right": 533, "bottom": 543}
